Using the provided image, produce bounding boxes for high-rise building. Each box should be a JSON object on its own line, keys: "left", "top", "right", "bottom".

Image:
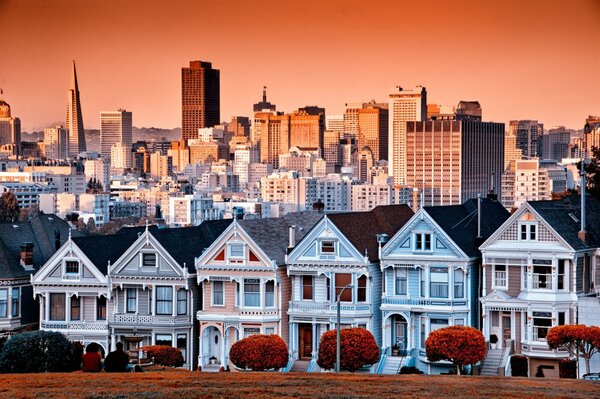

{"left": 541, "top": 126, "right": 572, "bottom": 161}
{"left": 257, "top": 113, "right": 290, "bottom": 168}
{"left": 66, "top": 61, "right": 86, "bottom": 157}
{"left": 227, "top": 116, "right": 250, "bottom": 137}
{"left": 326, "top": 114, "right": 344, "bottom": 133}
{"left": 289, "top": 106, "right": 325, "bottom": 150}
{"left": 181, "top": 60, "right": 220, "bottom": 141}
{"left": 101, "top": 109, "right": 132, "bottom": 166}
{"left": 110, "top": 142, "right": 130, "bottom": 172}
{"left": 388, "top": 86, "right": 427, "bottom": 186}
{"left": 0, "top": 93, "right": 21, "bottom": 156}
{"left": 323, "top": 130, "right": 340, "bottom": 166}
{"left": 253, "top": 86, "right": 276, "bottom": 113}
{"left": 455, "top": 101, "right": 482, "bottom": 121}
{"left": 405, "top": 120, "right": 504, "bottom": 206}
{"left": 508, "top": 120, "right": 543, "bottom": 158}
{"left": 149, "top": 152, "right": 173, "bottom": 179}
{"left": 357, "top": 102, "right": 388, "bottom": 161}
{"left": 43, "top": 126, "right": 69, "bottom": 160}
{"left": 585, "top": 115, "right": 600, "bottom": 154}
{"left": 501, "top": 159, "right": 551, "bottom": 209}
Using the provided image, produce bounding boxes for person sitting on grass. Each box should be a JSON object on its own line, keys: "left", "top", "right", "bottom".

{"left": 81, "top": 342, "right": 102, "bottom": 372}
{"left": 104, "top": 342, "right": 131, "bottom": 372}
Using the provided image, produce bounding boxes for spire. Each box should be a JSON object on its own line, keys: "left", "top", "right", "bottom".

{"left": 262, "top": 86, "right": 267, "bottom": 102}
{"left": 70, "top": 60, "right": 79, "bottom": 92}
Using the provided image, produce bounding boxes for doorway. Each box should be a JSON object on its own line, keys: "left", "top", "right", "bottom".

{"left": 298, "top": 323, "right": 313, "bottom": 359}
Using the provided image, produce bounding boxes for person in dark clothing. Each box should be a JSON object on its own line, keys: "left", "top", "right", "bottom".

{"left": 104, "top": 342, "right": 130, "bottom": 372}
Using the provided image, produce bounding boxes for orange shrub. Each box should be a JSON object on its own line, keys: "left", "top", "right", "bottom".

{"left": 317, "top": 328, "right": 379, "bottom": 372}
{"left": 425, "top": 326, "right": 486, "bottom": 375}
{"left": 229, "top": 334, "right": 288, "bottom": 371}
{"left": 142, "top": 345, "right": 184, "bottom": 367}
{"left": 547, "top": 324, "right": 600, "bottom": 375}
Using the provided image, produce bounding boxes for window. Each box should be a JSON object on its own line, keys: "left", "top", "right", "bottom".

{"left": 415, "top": 233, "right": 432, "bottom": 251}
{"left": 244, "top": 279, "right": 260, "bottom": 307}
{"left": 558, "top": 312, "right": 566, "bottom": 326}
{"left": 235, "top": 282, "right": 240, "bottom": 307}
{"left": 265, "top": 281, "right": 275, "bottom": 307}
{"left": 520, "top": 223, "right": 537, "bottom": 241}
{"left": 494, "top": 265, "right": 507, "bottom": 288}
{"left": 430, "top": 318, "right": 449, "bottom": 332}
{"left": 454, "top": 269, "right": 464, "bottom": 298}
{"left": 65, "top": 261, "right": 79, "bottom": 274}
{"left": 177, "top": 289, "right": 187, "bottom": 315}
{"left": 395, "top": 269, "right": 407, "bottom": 295}
{"left": 244, "top": 327, "right": 260, "bottom": 338}
{"left": 532, "top": 312, "right": 552, "bottom": 341}
{"left": 454, "top": 318, "right": 464, "bottom": 326}
{"left": 326, "top": 277, "right": 331, "bottom": 301}
{"left": 50, "top": 293, "right": 65, "bottom": 321}
{"left": 420, "top": 317, "right": 426, "bottom": 348}
{"left": 155, "top": 334, "right": 172, "bottom": 346}
{"left": 335, "top": 273, "right": 352, "bottom": 302}
{"left": 357, "top": 275, "right": 367, "bottom": 302}
{"left": 558, "top": 260, "right": 565, "bottom": 290}
{"left": 533, "top": 264, "right": 552, "bottom": 289}
{"left": 0, "top": 289, "right": 7, "bottom": 318}
{"left": 177, "top": 334, "right": 187, "bottom": 363}
{"left": 321, "top": 241, "right": 335, "bottom": 253}
{"left": 229, "top": 243, "right": 244, "bottom": 259}
{"left": 11, "top": 288, "right": 19, "bottom": 317}
{"left": 156, "top": 286, "right": 173, "bottom": 315}
{"left": 143, "top": 253, "right": 157, "bottom": 267}
{"left": 430, "top": 268, "right": 448, "bottom": 298}
{"left": 420, "top": 269, "right": 425, "bottom": 297}
{"left": 126, "top": 288, "right": 137, "bottom": 313}
{"left": 302, "top": 276, "right": 313, "bottom": 300}
{"left": 212, "top": 281, "right": 224, "bottom": 306}
{"left": 70, "top": 296, "right": 80, "bottom": 320}
{"left": 265, "top": 327, "right": 275, "bottom": 335}
{"left": 96, "top": 296, "right": 107, "bottom": 320}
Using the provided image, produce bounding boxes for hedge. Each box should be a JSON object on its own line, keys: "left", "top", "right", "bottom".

{"left": 141, "top": 345, "right": 184, "bottom": 367}
{"left": 229, "top": 334, "right": 288, "bottom": 371}
{"left": 317, "top": 328, "right": 379, "bottom": 372}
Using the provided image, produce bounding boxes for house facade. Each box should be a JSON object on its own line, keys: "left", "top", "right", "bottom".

{"left": 285, "top": 206, "right": 414, "bottom": 371}
{"left": 480, "top": 195, "right": 600, "bottom": 378}
{"left": 195, "top": 213, "right": 321, "bottom": 370}
{"left": 380, "top": 199, "right": 509, "bottom": 373}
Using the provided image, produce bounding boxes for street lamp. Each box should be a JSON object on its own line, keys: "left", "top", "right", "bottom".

{"left": 336, "top": 283, "right": 354, "bottom": 373}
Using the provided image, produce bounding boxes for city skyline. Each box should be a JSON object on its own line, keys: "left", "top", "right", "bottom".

{"left": 0, "top": 0, "right": 599, "bottom": 131}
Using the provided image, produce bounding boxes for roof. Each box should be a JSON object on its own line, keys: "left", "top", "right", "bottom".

{"left": 0, "top": 213, "right": 73, "bottom": 279}
{"left": 328, "top": 205, "right": 415, "bottom": 262}
{"left": 72, "top": 219, "right": 233, "bottom": 274}
{"left": 425, "top": 198, "right": 510, "bottom": 257}
{"left": 527, "top": 194, "right": 600, "bottom": 250}
{"left": 238, "top": 212, "right": 322, "bottom": 265}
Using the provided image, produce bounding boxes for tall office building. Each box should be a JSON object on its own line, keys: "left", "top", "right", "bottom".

{"left": 181, "top": 60, "right": 220, "bottom": 141}
{"left": 405, "top": 120, "right": 504, "bottom": 206}
{"left": 43, "top": 126, "right": 69, "bottom": 160}
{"left": 0, "top": 93, "right": 21, "bottom": 156}
{"left": 66, "top": 61, "right": 86, "bottom": 157}
{"left": 289, "top": 106, "right": 325, "bottom": 150}
{"left": 326, "top": 114, "right": 344, "bottom": 133}
{"left": 227, "top": 116, "right": 250, "bottom": 137}
{"left": 508, "top": 120, "right": 543, "bottom": 158}
{"left": 388, "top": 86, "right": 427, "bottom": 186}
{"left": 251, "top": 88, "right": 277, "bottom": 146}
{"left": 541, "top": 127, "right": 572, "bottom": 161}
{"left": 257, "top": 113, "right": 290, "bottom": 168}
{"left": 357, "top": 102, "right": 388, "bottom": 161}
{"left": 101, "top": 109, "right": 132, "bottom": 167}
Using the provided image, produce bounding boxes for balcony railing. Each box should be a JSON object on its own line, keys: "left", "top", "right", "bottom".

{"left": 288, "top": 301, "right": 371, "bottom": 314}
{"left": 532, "top": 273, "right": 552, "bottom": 290}
{"left": 41, "top": 321, "right": 109, "bottom": 331}
{"left": 111, "top": 314, "right": 191, "bottom": 325}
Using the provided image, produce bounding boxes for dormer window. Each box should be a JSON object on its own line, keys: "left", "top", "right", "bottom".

{"left": 321, "top": 241, "right": 335, "bottom": 254}
{"left": 229, "top": 243, "right": 245, "bottom": 262}
{"left": 415, "top": 233, "right": 432, "bottom": 251}
{"left": 142, "top": 253, "right": 157, "bottom": 267}
{"left": 65, "top": 261, "right": 79, "bottom": 274}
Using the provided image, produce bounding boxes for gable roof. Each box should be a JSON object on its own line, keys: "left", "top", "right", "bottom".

{"left": 527, "top": 194, "right": 600, "bottom": 250}
{"left": 328, "top": 205, "right": 415, "bottom": 262}
{"left": 238, "top": 212, "right": 322, "bottom": 265}
{"left": 0, "top": 213, "right": 73, "bottom": 279}
{"left": 425, "top": 198, "right": 510, "bottom": 258}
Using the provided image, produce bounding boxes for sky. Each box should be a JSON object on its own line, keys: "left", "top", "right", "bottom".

{"left": 0, "top": 0, "right": 599, "bottom": 131}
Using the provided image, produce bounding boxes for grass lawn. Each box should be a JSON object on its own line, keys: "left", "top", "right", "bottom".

{"left": 0, "top": 370, "right": 598, "bottom": 398}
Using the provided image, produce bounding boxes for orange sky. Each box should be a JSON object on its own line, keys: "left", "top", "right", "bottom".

{"left": 0, "top": 0, "right": 599, "bottom": 131}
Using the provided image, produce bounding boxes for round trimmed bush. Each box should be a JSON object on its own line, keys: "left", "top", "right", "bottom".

{"left": 141, "top": 345, "right": 184, "bottom": 367}
{"left": 229, "top": 334, "right": 288, "bottom": 371}
{"left": 317, "top": 328, "right": 380, "bottom": 372}
{"left": 0, "top": 331, "right": 80, "bottom": 373}
{"left": 425, "top": 326, "right": 486, "bottom": 375}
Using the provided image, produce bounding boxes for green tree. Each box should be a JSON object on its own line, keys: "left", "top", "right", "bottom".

{"left": 0, "top": 192, "right": 20, "bottom": 222}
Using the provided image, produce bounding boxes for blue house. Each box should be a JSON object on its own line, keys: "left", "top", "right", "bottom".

{"left": 378, "top": 198, "right": 508, "bottom": 374}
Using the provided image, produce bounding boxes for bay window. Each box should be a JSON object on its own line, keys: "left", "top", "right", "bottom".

{"left": 50, "top": 293, "right": 65, "bottom": 321}
{"left": 357, "top": 275, "right": 367, "bottom": 302}
{"left": 335, "top": 273, "right": 352, "bottom": 302}
{"left": 453, "top": 269, "right": 464, "bottom": 298}
{"left": 430, "top": 267, "right": 448, "bottom": 298}
{"left": 177, "top": 289, "right": 187, "bottom": 315}
{"left": 395, "top": 269, "right": 407, "bottom": 295}
{"left": 212, "top": 281, "right": 224, "bottom": 306}
{"left": 265, "top": 280, "right": 275, "bottom": 307}
{"left": 156, "top": 286, "right": 173, "bottom": 315}
{"left": 244, "top": 279, "right": 260, "bottom": 307}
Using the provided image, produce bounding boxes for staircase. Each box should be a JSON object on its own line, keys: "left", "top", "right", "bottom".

{"left": 380, "top": 356, "right": 405, "bottom": 374}
{"left": 290, "top": 360, "right": 310, "bottom": 372}
{"left": 202, "top": 363, "right": 222, "bottom": 372}
{"left": 480, "top": 348, "right": 503, "bottom": 376}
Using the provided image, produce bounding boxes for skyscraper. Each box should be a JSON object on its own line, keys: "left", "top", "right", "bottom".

{"left": 508, "top": 120, "right": 543, "bottom": 158}
{"left": 357, "top": 102, "right": 388, "bottom": 162}
{"left": 289, "top": 106, "right": 325, "bottom": 150}
{"left": 66, "top": 61, "right": 86, "bottom": 157}
{"left": 0, "top": 92, "right": 21, "bottom": 156}
{"left": 101, "top": 109, "right": 132, "bottom": 167}
{"left": 181, "top": 60, "right": 220, "bottom": 141}
{"left": 388, "top": 86, "right": 427, "bottom": 186}
{"left": 43, "top": 126, "right": 69, "bottom": 159}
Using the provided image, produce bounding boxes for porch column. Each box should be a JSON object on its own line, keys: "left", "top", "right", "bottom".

{"left": 198, "top": 330, "right": 203, "bottom": 368}
{"left": 151, "top": 285, "right": 156, "bottom": 316}
{"left": 510, "top": 310, "right": 516, "bottom": 342}
{"left": 66, "top": 295, "right": 71, "bottom": 323}
{"left": 172, "top": 286, "right": 177, "bottom": 317}
{"left": 311, "top": 322, "right": 317, "bottom": 359}
{"left": 110, "top": 329, "right": 116, "bottom": 351}
{"left": 520, "top": 311, "right": 526, "bottom": 343}
{"left": 482, "top": 266, "right": 487, "bottom": 297}
{"left": 289, "top": 321, "right": 294, "bottom": 357}
{"left": 221, "top": 328, "right": 226, "bottom": 366}
{"left": 482, "top": 307, "right": 489, "bottom": 338}
{"left": 45, "top": 293, "right": 50, "bottom": 322}
{"left": 39, "top": 295, "right": 45, "bottom": 323}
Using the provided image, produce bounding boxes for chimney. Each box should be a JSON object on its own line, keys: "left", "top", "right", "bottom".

{"left": 19, "top": 242, "right": 34, "bottom": 271}
{"left": 288, "top": 225, "right": 296, "bottom": 250}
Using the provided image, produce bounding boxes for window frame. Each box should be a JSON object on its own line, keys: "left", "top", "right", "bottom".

{"left": 212, "top": 281, "right": 224, "bottom": 306}
{"left": 156, "top": 286, "right": 173, "bottom": 315}
{"left": 302, "top": 275, "right": 314, "bottom": 301}
{"left": 414, "top": 232, "right": 433, "bottom": 251}
{"left": 96, "top": 296, "right": 107, "bottom": 321}
{"left": 493, "top": 264, "right": 508, "bottom": 289}
{"left": 429, "top": 267, "right": 449, "bottom": 298}
{"left": 357, "top": 275, "right": 367, "bottom": 302}
{"left": 320, "top": 241, "right": 335, "bottom": 254}
{"left": 0, "top": 289, "right": 8, "bottom": 318}
{"left": 142, "top": 252, "right": 157, "bottom": 268}
{"left": 395, "top": 268, "right": 407, "bottom": 296}
{"left": 70, "top": 295, "right": 81, "bottom": 321}
{"left": 126, "top": 288, "right": 137, "bottom": 313}
{"left": 243, "top": 278, "right": 260, "bottom": 307}
{"left": 11, "top": 287, "right": 20, "bottom": 318}
{"left": 177, "top": 289, "right": 187, "bottom": 315}
{"left": 265, "top": 280, "right": 275, "bottom": 308}
{"left": 49, "top": 293, "right": 66, "bottom": 321}
{"left": 453, "top": 269, "right": 464, "bottom": 299}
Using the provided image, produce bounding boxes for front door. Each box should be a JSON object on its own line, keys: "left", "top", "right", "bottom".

{"left": 298, "top": 323, "right": 313, "bottom": 359}
{"left": 502, "top": 315, "right": 511, "bottom": 347}
{"left": 208, "top": 328, "right": 221, "bottom": 363}
{"left": 395, "top": 319, "right": 407, "bottom": 351}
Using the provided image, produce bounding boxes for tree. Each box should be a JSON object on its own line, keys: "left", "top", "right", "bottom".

{"left": 547, "top": 324, "right": 600, "bottom": 376}
{"left": 0, "top": 191, "right": 20, "bottom": 222}
{"left": 317, "top": 328, "right": 379, "bottom": 372}
{"left": 579, "top": 146, "right": 600, "bottom": 202}
{"left": 425, "top": 326, "right": 486, "bottom": 375}
{"left": 229, "top": 334, "right": 288, "bottom": 371}
{"left": 141, "top": 345, "right": 184, "bottom": 367}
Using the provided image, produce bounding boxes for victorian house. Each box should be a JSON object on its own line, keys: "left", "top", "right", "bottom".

{"left": 195, "top": 212, "right": 321, "bottom": 370}
{"left": 33, "top": 220, "right": 231, "bottom": 370}
{"left": 0, "top": 214, "right": 71, "bottom": 336}
{"left": 379, "top": 198, "right": 508, "bottom": 374}
{"left": 480, "top": 195, "right": 600, "bottom": 378}
{"left": 285, "top": 205, "right": 414, "bottom": 372}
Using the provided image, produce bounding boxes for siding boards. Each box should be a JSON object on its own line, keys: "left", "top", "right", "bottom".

{"left": 408, "top": 269, "right": 419, "bottom": 297}
{"left": 369, "top": 264, "right": 382, "bottom": 347}
{"left": 507, "top": 266, "right": 521, "bottom": 297}
{"left": 277, "top": 266, "right": 291, "bottom": 346}
{"left": 83, "top": 297, "right": 95, "bottom": 321}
